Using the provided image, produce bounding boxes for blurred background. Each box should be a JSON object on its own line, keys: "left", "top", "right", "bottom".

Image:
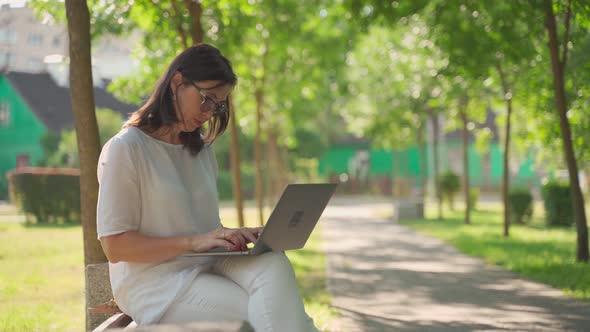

{"left": 0, "top": 0, "right": 589, "bottom": 331}
{"left": 0, "top": 1, "right": 588, "bottom": 207}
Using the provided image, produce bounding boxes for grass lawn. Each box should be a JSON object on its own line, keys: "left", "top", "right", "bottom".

{"left": 398, "top": 201, "right": 590, "bottom": 301}
{"left": 0, "top": 204, "right": 335, "bottom": 332}
{"left": 0, "top": 222, "right": 84, "bottom": 332}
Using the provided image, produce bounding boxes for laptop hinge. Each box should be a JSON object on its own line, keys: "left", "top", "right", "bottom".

{"left": 250, "top": 240, "right": 273, "bottom": 256}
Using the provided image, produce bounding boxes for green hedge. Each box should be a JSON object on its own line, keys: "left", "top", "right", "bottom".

{"left": 8, "top": 168, "right": 81, "bottom": 224}
{"left": 542, "top": 182, "right": 574, "bottom": 227}
{"left": 0, "top": 185, "right": 7, "bottom": 201}
{"left": 508, "top": 188, "right": 533, "bottom": 224}
{"left": 440, "top": 171, "right": 460, "bottom": 210}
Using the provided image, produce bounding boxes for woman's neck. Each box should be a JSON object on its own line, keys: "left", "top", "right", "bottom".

{"left": 148, "top": 126, "right": 182, "bottom": 145}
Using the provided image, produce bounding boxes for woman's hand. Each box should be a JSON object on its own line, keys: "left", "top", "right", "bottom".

{"left": 188, "top": 226, "right": 263, "bottom": 253}
{"left": 223, "top": 226, "right": 263, "bottom": 250}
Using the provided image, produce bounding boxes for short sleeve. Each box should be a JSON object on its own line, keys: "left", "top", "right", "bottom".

{"left": 96, "top": 137, "right": 141, "bottom": 239}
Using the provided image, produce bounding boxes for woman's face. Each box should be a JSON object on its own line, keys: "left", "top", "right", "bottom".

{"left": 171, "top": 73, "right": 233, "bottom": 133}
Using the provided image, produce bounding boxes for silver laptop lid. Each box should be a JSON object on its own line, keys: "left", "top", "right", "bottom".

{"left": 255, "top": 183, "right": 337, "bottom": 253}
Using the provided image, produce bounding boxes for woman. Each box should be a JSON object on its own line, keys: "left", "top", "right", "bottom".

{"left": 97, "top": 44, "right": 319, "bottom": 331}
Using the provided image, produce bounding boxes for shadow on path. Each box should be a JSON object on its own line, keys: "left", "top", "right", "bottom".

{"left": 321, "top": 203, "right": 590, "bottom": 332}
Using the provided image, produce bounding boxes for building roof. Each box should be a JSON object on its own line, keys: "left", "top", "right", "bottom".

{"left": 4, "top": 71, "right": 136, "bottom": 132}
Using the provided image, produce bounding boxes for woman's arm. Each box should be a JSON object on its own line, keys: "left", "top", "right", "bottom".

{"left": 100, "top": 226, "right": 262, "bottom": 264}
{"left": 100, "top": 228, "right": 222, "bottom": 264}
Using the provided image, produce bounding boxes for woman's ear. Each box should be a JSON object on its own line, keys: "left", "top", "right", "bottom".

{"left": 170, "top": 71, "right": 183, "bottom": 95}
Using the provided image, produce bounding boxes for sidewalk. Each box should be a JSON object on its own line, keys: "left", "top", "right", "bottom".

{"left": 321, "top": 200, "right": 590, "bottom": 331}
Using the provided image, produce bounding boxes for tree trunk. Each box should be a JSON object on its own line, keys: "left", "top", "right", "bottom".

{"left": 254, "top": 87, "right": 265, "bottom": 226}
{"left": 396, "top": 150, "right": 409, "bottom": 198}
{"left": 392, "top": 151, "right": 400, "bottom": 198}
{"left": 253, "top": 37, "right": 270, "bottom": 226}
{"left": 265, "top": 129, "right": 284, "bottom": 206}
{"left": 265, "top": 130, "right": 276, "bottom": 208}
{"left": 417, "top": 123, "right": 427, "bottom": 200}
{"left": 460, "top": 97, "right": 471, "bottom": 224}
{"left": 65, "top": 1, "right": 107, "bottom": 329}
{"left": 279, "top": 144, "right": 290, "bottom": 190}
{"left": 228, "top": 96, "right": 244, "bottom": 227}
{"left": 431, "top": 111, "right": 443, "bottom": 220}
{"left": 544, "top": 0, "right": 589, "bottom": 262}
{"left": 65, "top": 0, "right": 106, "bottom": 266}
{"left": 183, "top": 0, "right": 203, "bottom": 45}
{"left": 496, "top": 63, "right": 512, "bottom": 237}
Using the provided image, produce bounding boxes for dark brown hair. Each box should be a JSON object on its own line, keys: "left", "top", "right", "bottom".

{"left": 124, "top": 43, "right": 237, "bottom": 155}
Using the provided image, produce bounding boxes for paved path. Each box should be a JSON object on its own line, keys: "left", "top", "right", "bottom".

{"left": 321, "top": 200, "right": 590, "bottom": 332}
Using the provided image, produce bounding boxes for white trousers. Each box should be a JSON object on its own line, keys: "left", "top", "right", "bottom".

{"left": 159, "top": 252, "right": 320, "bottom": 332}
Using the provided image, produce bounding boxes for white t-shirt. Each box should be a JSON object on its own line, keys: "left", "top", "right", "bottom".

{"left": 96, "top": 126, "right": 222, "bottom": 325}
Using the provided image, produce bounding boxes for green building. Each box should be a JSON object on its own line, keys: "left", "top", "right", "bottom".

{"left": 319, "top": 112, "right": 539, "bottom": 195}
{"left": 0, "top": 71, "right": 135, "bottom": 199}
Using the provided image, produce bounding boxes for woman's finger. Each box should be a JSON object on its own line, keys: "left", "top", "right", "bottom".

{"left": 246, "top": 227, "right": 263, "bottom": 241}
{"left": 227, "top": 230, "right": 246, "bottom": 247}
{"left": 250, "top": 227, "right": 263, "bottom": 239}
{"left": 217, "top": 239, "right": 234, "bottom": 250}
{"left": 240, "top": 229, "right": 258, "bottom": 243}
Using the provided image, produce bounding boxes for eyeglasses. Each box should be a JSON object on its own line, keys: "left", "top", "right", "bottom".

{"left": 186, "top": 81, "right": 229, "bottom": 117}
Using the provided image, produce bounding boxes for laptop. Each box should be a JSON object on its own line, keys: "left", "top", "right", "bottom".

{"left": 183, "top": 183, "right": 338, "bottom": 257}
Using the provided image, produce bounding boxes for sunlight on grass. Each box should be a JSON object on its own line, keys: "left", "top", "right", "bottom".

{"left": 399, "top": 202, "right": 590, "bottom": 302}
{"left": 0, "top": 206, "right": 335, "bottom": 331}
{"left": 0, "top": 223, "right": 84, "bottom": 332}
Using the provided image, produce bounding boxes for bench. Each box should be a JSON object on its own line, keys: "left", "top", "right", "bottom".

{"left": 92, "top": 312, "right": 135, "bottom": 331}
{"left": 392, "top": 199, "right": 424, "bottom": 221}
{"left": 92, "top": 312, "right": 250, "bottom": 331}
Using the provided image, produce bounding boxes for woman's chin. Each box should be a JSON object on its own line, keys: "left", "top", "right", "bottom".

{"left": 180, "top": 124, "right": 200, "bottom": 133}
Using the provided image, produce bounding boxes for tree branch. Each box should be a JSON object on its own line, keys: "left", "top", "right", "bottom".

{"left": 561, "top": 0, "right": 572, "bottom": 69}
{"left": 183, "top": 0, "right": 204, "bottom": 44}
{"left": 171, "top": 0, "right": 189, "bottom": 48}
{"left": 495, "top": 62, "right": 509, "bottom": 94}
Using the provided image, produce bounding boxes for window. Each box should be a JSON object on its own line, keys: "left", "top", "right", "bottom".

{"left": 0, "top": 101, "right": 10, "bottom": 127}
{"left": 0, "top": 28, "right": 17, "bottom": 43}
{"left": 52, "top": 35, "right": 61, "bottom": 48}
{"left": 27, "top": 32, "right": 43, "bottom": 46}
{"left": 26, "top": 57, "right": 43, "bottom": 71}
{"left": 0, "top": 52, "right": 14, "bottom": 67}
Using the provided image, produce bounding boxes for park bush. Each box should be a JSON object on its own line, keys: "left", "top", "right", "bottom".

{"left": 440, "top": 171, "right": 460, "bottom": 210}
{"left": 7, "top": 168, "right": 81, "bottom": 224}
{"left": 0, "top": 186, "right": 7, "bottom": 201}
{"left": 508, "top": 188, "right": 533, "bottom": 224}
{"left": 542, "top": 182, "right": 574, "bottom": 227}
